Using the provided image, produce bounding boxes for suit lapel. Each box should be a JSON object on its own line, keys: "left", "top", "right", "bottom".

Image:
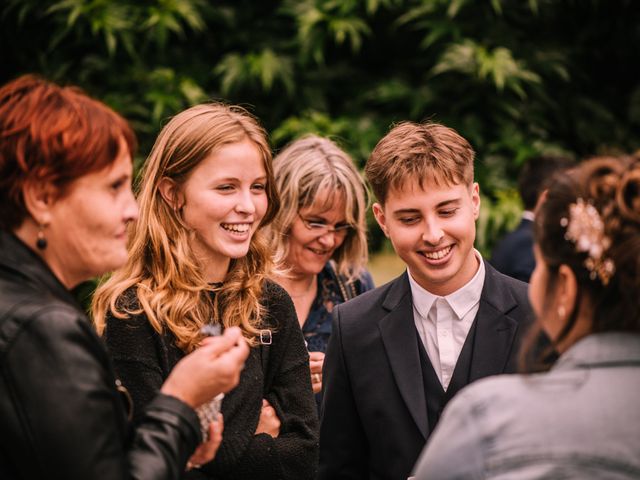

{"left": 469, "top": 262, "right": 519, "bottom": 382}
{"left": 378, "top": 273, "right": 429, "bottom": 440}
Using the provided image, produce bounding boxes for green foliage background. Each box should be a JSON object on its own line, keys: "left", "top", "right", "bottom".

{"left": 2, "top": 0, "right": 640, "bottom": 259}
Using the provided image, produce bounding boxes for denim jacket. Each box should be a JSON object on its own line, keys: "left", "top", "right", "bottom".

{"left": 413, "top": 332, "right": 640, "bottom": 479}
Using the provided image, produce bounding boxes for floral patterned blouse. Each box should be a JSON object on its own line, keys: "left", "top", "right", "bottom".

{"left": 302, "top": 262, "right": 374, "bottom": 353}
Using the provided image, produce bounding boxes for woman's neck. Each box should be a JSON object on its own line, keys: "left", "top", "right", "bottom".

{"left": 13, "top": 223, "right": 82, "bottom": 289}
{"left": 277, "top": 273, "right": 318, "bottom": 327}
{"left": 196, "top": 252, "right": 231, "bottom": 284}
{"left": 280, "top": 273, "right": 316, "bottom": 298}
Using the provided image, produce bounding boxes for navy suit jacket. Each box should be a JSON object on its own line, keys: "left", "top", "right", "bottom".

{"left": 318, "top": 261, "right": 534, "bottom": 480}
{"left": 491, "top": 218, "right": 535, "bottom": 283}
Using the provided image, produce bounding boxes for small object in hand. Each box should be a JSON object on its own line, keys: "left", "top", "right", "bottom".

{"left": 196, "top": 323, "right": 224, "bottom": 441}
{"left": 196, "top": 393, "right": 224, "bottom": 442}
{"left": 201, "top": 323, "right": 222, "bottom": 337}
{"left": 313, "top": 373, "right": 321, "bottom": 384}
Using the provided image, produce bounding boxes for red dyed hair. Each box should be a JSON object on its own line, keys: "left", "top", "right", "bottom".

{"left": 0, "top": 74, "right": 136, "bottom": 230}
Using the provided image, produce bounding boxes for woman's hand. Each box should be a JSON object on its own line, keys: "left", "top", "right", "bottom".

{"left": 309, "top": 351, "right": 325, "bottom": 394}
{"left": 186, "top": 415, "right": 224, "bottom": 470}
{"left": 255, "top": 399, "right": 281, "bottom": 438}
{"left": 161, "top": 326, "right": 249, "bottom": 408}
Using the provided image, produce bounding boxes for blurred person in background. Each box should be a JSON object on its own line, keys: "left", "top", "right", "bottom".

{"left": 92, "top": 104, "right": 318, "bottom": 480}
{"left": 414, "top": 155, "right": 640, "bottom": 479}
{"left": 0, "top": 75, "right": 248, "bottom": 479}
{"left": 268, "top": 135, "right": 373, "bottom": 398}
{"left": 491, "top": 155, "right": 574, "bottom": 282}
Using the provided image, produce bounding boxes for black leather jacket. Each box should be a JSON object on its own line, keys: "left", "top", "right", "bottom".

{"left": 0, "top": 231, "right": 201, "bottom": 479}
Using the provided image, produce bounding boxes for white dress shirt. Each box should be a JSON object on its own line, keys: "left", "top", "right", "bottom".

{"left": 408, "top": 250, "right": 485, "bottom": 390}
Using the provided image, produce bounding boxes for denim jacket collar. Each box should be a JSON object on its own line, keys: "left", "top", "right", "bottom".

{"left": 554, "top": 332, "right": 640, "bottom": 371}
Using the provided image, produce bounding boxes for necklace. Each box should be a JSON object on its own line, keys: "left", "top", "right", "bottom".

{"left": 288, "top": 276, "right": 316, "bottom": 299}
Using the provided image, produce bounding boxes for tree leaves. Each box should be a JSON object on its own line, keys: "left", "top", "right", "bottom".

{"left": 285, "top": 0, "right": 372, "bottom": 64}
{"left": 214, "top": 49, "right": 295, "bottom": 95}
{"left": 432, "top": 40, "right": 541, "bottom": 97}
{"left": 2, "top": 0, "right": 639, "bottom": 255}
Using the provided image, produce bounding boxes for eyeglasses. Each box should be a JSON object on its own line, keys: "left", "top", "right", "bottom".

{"left": 298, "top": 214, "right": 354, "bottom": 237}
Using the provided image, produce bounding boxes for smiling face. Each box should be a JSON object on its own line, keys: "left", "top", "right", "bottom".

{"left": 175, "top": 139, "right": 268, "bottom": 282}
{"left": 45, "top": 143, "right": 138, "bottom": 287}
{"left": 286, "top": 190, "right": 349, "bottom": 277}
{"left": 373, "top": 179, "right": 480, "bottom": 296}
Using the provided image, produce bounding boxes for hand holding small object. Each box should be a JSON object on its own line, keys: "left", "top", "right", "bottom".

{"left": 161, "top": 326, "right": 248, "bottom": 409}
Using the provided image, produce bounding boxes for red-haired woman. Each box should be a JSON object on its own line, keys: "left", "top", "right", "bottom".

{"left": 0, "top": 75, "right": 249, "bottom": 479}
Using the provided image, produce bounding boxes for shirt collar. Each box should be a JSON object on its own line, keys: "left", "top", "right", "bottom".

{"left": 522, "top": 210, "right": 535, "bottom": 222}
{"left": 408, "top": 272, "right": 438, "bottom": 320}
{"left": 408, "top": 249, "right": 485, "bottom": 320}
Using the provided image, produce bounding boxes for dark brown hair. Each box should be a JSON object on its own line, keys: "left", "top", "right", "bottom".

{"left": 523, "top": 155, "right": 640, "bottom": 369}
{"left": 365, "top": 121, "right": 475, "bottom": 204}
{"left": 518, "top": 155, "right": 575, "bottom": 211}
{"left": 0, "top": 75, "right": 136, "bottom": 230}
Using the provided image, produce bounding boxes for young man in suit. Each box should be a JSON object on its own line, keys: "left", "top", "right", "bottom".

{"left": 319, "top": 122, "right": 535, "bottom": 480}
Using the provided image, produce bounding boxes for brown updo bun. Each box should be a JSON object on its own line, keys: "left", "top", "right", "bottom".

{"left": 534, "top": 155, "right": 640, "bottom": 343}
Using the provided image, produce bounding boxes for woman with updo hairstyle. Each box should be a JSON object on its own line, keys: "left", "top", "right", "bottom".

{"left": 414, "top": 155, "right": 640, "bottom": 479}
{"left": 0, "top": 75, "right": 249, "bottom": 479}
{"left": 92, "top": 104, "right": 318, "bottom": 480}
{"left": 268, "top": 135, "right": 373, "bottom": 396}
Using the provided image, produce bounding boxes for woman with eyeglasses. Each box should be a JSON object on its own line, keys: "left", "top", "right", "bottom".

{"left": 269, "top": 135, "right": 374, "bottom": 397}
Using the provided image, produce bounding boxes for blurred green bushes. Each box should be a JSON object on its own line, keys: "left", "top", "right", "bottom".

{"left": 3, "top": 0, "right": 639, "bottom": 259}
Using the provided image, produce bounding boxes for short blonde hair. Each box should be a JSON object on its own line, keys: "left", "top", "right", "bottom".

{"left": 269, "top": 135, "right": 369, "bottom": 280}
{"left": 92, "top": 103, "right": 278, "bottom": 350}
{"left": 366, "top": 121, "right": 475, "bottom": 204}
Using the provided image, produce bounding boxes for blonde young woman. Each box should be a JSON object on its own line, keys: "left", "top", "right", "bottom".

{"left": 269, "top": 135, "right": 373, "bottom": 396}
{"left": 92, "top": 104, "right": 318, "bottom": 480}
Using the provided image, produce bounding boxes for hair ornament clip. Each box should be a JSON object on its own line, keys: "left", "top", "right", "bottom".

{"left": 560, "top": 198, "right": 615, "bottom": 285}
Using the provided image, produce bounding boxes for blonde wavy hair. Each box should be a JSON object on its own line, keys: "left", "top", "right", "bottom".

{"left": 92, "top": 103, "right": 279, "bottom": 351}
{"left": 268, "top": 135, "right": 369, "bottom": 281}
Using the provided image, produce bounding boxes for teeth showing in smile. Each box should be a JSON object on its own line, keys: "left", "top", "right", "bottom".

{"left": 423, "top": 245, "right": 452, "bottom": 260}
{"left": 221, "top": 223, "right": 250, "bottom": 233}
{"left": 308, "top": 247, "right": 328, "bottom": 255}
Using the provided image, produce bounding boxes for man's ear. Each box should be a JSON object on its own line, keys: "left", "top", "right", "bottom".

{"left": 158, "top": 177, "right": 183, "bottom": 210}
{"left": 22, "top": 180, "right": 56, "bottom": 226}
{"left": 372, "top": 202, "right": 389, "bottom": 237}
{"left": 471, "top": 182, "right": 481, "bottom": 220}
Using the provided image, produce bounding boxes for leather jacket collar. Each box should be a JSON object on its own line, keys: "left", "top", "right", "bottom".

{"left": 0, "top": 230, "right": 77, "bottom": 308}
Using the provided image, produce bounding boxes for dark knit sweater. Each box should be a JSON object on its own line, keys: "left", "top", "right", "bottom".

{"left": 104, "top": 280, "right": 319, "bottom": 480}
